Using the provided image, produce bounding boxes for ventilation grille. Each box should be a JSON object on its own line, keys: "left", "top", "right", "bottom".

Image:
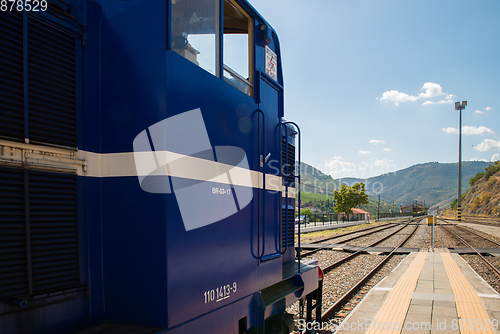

{"left": 27, "top": 17, "right": 77, "bottom": 147}
{"left": 0, "top": 11, "right": 24, "bottom": 142}
{"left": 281, "top": 140, "right": 295, "bottom": 187}
{"left": 29, "top": 170, "right": 79, "bottom": 293}
{"left": 0, "top": 167, "right": 79, "bottom": 299}
{"left": 281, "top": 207, "right": 295, "bottom": 248}
{"left": 0, "top": 14, "right": 78, "bottom": 147}
{"left": 0, "top": 167, "right": 28, "bottom": 298}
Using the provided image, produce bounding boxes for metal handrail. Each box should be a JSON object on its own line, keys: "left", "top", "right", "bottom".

{"left": 254, "top": 109, "right": 265, "bottom": 260}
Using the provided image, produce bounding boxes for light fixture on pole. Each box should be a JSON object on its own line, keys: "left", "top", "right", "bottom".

{"left": 455, "top": 101, "right": 467, "bottom": 222}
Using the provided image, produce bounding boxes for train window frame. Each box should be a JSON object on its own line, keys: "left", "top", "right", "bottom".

{"left": 168, "top": 0, "right": 255, "bottom": 97}
{"left": 170, "top": 0, "right": 220, "bottom": 76}
{"left": 222, "top": 0, "right": 254, "bottom": 97}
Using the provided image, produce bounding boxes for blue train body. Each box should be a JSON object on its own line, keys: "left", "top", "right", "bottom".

{"left": 0, "top": 0, "right": 319, "bottom": 333}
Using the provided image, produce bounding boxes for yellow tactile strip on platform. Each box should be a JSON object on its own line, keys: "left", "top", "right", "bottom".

{"left": 366, "top": 251, "right": 428, "bottom": 334}
{"left": 441, "top": 252, "right": 495, "bottom": 334}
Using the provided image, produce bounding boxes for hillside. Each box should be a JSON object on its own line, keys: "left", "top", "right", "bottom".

{"left": 299, "top": 162, "right": 341, "bottom": 195}
{"left": 338, "top": 161, "right": 492, "bottom": 208}
{"left": 297, "top": 162, "right": 394, "bottom": 217}
{"left": 299, "top": 191, "right": 394, "bottom": 217}
{"left": 463, "top": 162, "right": 500, "bottom": 217}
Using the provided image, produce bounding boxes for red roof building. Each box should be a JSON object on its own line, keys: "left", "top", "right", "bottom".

{"left": 338, "top": 208, "right": 370, "bottom": 221}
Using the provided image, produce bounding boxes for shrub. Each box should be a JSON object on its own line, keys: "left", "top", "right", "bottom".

{"left": 469, "top": 172, "right": 485, "bottom": 187}
{"left": 486, "top": 176, "right": 497, "bottom": 189}
{"left": 484, "top": 162, "right": 500, "bottom": 181}
{"left": 450, "top": 198, "right": 457, "bottom": 210}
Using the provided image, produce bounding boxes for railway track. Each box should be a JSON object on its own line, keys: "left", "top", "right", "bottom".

{"left": 301, "top": 222, "right": 395, "bottom": 244}
{"left": 319, "top": 218, "right": 423, "bottom": 322}
{"left": 292, "top": 217, "right": 425, "bottom": 331}
{"left": 462, "top": 215, "right": 500, "bottom": 227}
{"left": 320, "top": 223, "right": 411, "bottom": 273}
{"left": 291, "top": 216, "right": 500, "bottom": 333}
{"left": 300, "top": 222, "right": 399, "bottom": 258}
{"left": 438, "top": 219, "right": 500, "bottom": 279}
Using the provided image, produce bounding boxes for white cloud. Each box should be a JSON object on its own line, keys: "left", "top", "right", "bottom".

{"left": 369, "top": 139, "right": 385, "bottom": 144}
{"left": 358, "top": 150, "right": 371, "bottom": 154}
{"left": 380, "top": 82, "right": 450, "bottom": 106}
{"left": 373, "top": 157, "right": 395, "bottom": 167}
{"left": 322, "top": 156, "right": 398, "bottom": 179}
{"left": 463, "top": 126, "right": 495, "bottom": 135}
{"left": 418, "top": 82, "right": 444, "bottom": 98}
{"left": 323, "top": 156, "right": 356, "bottom": 178}
{"left": 422, "top": 98, "right": 454, "bottom": 106}
{"left": 485, "top": 107, "right": 492, "bottom": 111}
{"left": 474, "top": 110, "right": 484, "bottom": 114}
{"left": 442, "top": 126, "right": 494, "bottom": 136}
{"left": 492, "top": 153, "right": 500, "bottom": 161}
{"left": 442, "top": 127, "right": 458, "bottom": 134}
{"left": 383, "top": 148, "right": 392, "bottom": 151}
{"left": 474, "top": 139, "right": 500, "bottom": 152}
{"left": 470, "top": 158, "right": 488, "bottom": 162}
{"left": 379, "top": 90, "right": 419, "bottom": 106}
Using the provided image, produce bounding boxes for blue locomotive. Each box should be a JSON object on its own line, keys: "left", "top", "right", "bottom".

{"left": 0, "top": 0, "right": 319, "bottom": 333}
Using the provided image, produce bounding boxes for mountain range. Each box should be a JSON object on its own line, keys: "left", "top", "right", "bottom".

{"left": 298, "top": 162, "right": 396, "bottom": 215}
{"left": 297, "top": 161, "right": 494, "bottom": 210}
{"left": 338, "top": 161, "right": 492, "bottom": 208}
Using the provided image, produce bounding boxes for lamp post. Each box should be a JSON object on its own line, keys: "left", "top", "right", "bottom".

{"left": 455, "top": 101, "right": 467, "bottom": 222}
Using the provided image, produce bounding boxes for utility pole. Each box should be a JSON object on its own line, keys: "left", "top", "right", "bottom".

{"left": 455, "top": 101, "right": 467, "bottom": 223}
{"left": 377, "top": 195, "right": 380, "bottom": 222}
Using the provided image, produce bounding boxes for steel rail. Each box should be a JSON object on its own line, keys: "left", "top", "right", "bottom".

{"left": 439, "top": 217, "right": 500, "bottom": 248}
{"left": 453, "top": 225, "right": 500, "bottom": 248}
{"left": 462, "top": 215, "right": 500, "bottom": 226}
{"left": 320, "top": 218, "right": 423, "bottom": 321}
{"left": 440, "top": 216, "right": 500, "bottom": 228}
{"left": 437, "top": 217, "right": 500, "bottom": 248}
{"left": 308, "top": 222, "right": 395, "bottom": 244}
{"left": 322, "top": 218, "right": 417, "bottom": 273}
{"left": 300, "top": 223, "right": 400, "bottom": 258}
{"left": 439, "top": 224, "right": 500, "bottom": 278}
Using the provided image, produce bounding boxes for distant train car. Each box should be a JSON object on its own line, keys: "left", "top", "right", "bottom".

{"left": 0, "top": 0, "right": 319, "bottom": 333}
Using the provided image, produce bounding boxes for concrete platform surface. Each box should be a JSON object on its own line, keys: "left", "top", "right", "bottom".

{"left": 461, "top": 223, "right": 500, "bottom": 239}
{"left": 334, "top": 250, "right": 500, "bottom": 334}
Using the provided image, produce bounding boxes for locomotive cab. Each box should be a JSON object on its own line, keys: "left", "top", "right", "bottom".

{"left": 0, "top": 0, "right": 319, "bottom": 333}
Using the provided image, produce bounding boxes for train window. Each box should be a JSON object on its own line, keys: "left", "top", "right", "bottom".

{"left": 223, "top": 0, "right": 253, "bottom": 96}
{"left": 171, "top": 0, "right": 220, "bottom": 75}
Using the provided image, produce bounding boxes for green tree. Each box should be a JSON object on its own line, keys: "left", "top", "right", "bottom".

{"left": 300, "top": 209, "right": 314, "bottom": 216}
{"left": 333, "top": 183, "right": 369, "bottom": 219}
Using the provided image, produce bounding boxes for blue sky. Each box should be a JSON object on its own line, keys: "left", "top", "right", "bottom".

{"left": 250, "top": 0, "right": 500, "bottom": 178}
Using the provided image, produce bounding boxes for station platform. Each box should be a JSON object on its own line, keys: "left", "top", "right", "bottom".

{"left": 461, "top": 222, "right": 500, "bottom": 239}
{"left": 337, "top": 249, "right": 500, "bottom": 334}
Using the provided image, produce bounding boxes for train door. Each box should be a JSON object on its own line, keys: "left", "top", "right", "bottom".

{"left": 257, "top": 42, "right": 283, "bottom": 262}
{"left": 219, "top": 0, "right": 282, "bottom": 262}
